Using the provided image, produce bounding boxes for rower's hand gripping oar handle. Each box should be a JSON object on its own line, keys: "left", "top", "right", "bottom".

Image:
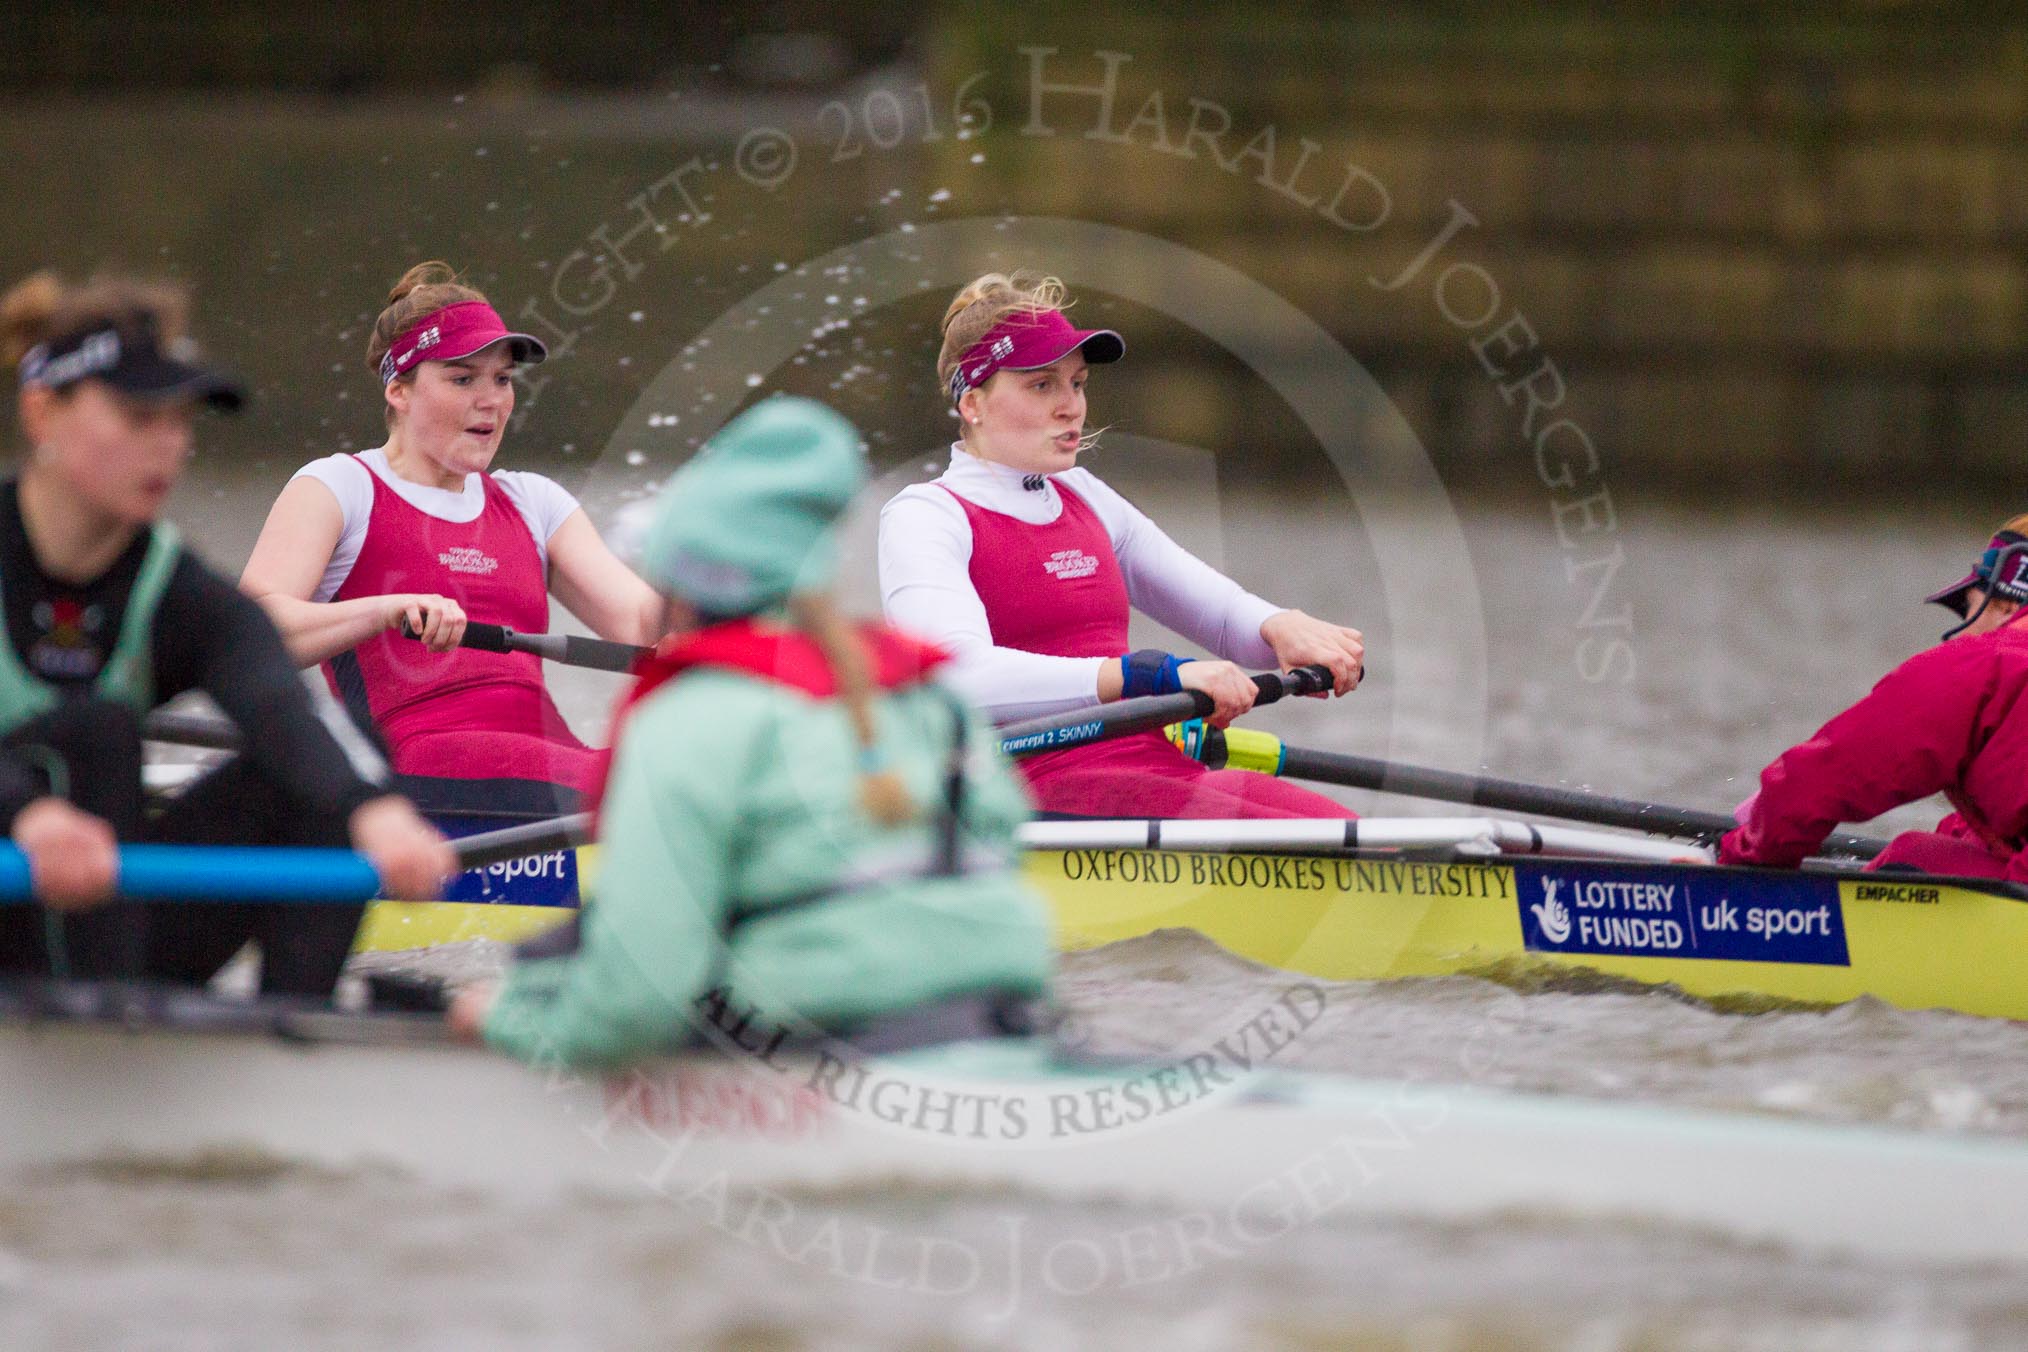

{"left": 999, "top": 664, "right": 1333, "bottom": 759}
{"left": 400, "top": 619, "right": 647, "bottom": 674}
{"left": 1172, "top": 663, "right": 1335, "bottom": 719}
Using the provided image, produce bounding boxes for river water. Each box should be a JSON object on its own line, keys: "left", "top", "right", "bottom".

{"left": 4, "top": 461, "right": 2024, "bottom": 1350}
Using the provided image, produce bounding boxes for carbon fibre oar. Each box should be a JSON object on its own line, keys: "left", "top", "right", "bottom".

{"left": 1171, "top": 725, "right": 1890, "bottom": 861}
{"left": 452, "top": 812, "right": 594, "bottom": 869}
{"left": 997, "top": 664, "right": 1333, "bottom": 759}
{"left": 458, "top": 621, "right": 646, "bottom": 674}
{"left": 143, "top": 709, "right": 241, "bottom": 752}
{"left": 142, "top": 620, "right": 647, "bottom": 754}
{"left": 145, "top": 624, "right": 643, "bottom": 756}
{"left": 401, "top": 619, "right": 647, "bottom": 674}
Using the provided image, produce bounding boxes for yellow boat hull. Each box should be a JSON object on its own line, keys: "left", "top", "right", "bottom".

{"left": 1034, "top": 847, "right": 2028, "bottom": 1018}
{"left": 355, "top": 841, "right": 600, "bottom": 952}
{"left": 356, "top": 845, "right": 2028, "bottom": 1020}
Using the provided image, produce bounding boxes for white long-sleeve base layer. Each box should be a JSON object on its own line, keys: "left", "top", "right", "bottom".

{"left": 878, "top": 446, "right": 1284, "bottom": 723}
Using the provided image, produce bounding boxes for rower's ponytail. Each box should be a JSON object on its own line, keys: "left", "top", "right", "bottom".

{"left": 788, "top": 592, "right": 916, "bottom": 827}
{"left": 0, "top": 272, "right": 61, "bottom": 372}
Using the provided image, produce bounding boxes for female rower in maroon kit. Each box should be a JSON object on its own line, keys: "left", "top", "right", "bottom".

{"left": 879, "top": 271, "right": 1366, "bottom": 819}
{"left": 1723, "top": 516, "right": 2028, "bottom": 880}
{"left": 241, "top": 263, "right": 660, "bottom": 804}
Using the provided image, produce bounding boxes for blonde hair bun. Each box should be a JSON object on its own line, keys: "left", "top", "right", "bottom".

{"left": 365, "top": 261, "right": 489, "bottom": 377}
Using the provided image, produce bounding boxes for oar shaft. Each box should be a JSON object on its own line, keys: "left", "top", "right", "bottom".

{"left": 142, "top": 709, "right": 242, "bottom": 752}
{"left": 998, "top": 665, "right": 1331, "bottom": 759}
{"left": 453, "top": 812, "right": 594, "bottom": 869}
{"left": 1273, "top": 744, "right": 1887, "bottom": 859}
{"left": 0, "top": 818, "right": 600, "bottom": 907}
{"left": 0, "top": 844, "right": 381, "bottom": 904}
{"left": 1001, "top": 692, "right": 1205, "bottom": 757}
{"left": 1283, "top": 745, "right": 1726, "bottom": 835}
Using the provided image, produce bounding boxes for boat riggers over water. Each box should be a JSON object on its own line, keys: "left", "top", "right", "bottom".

{"left": 355, "top": 815, "right": 2028, "bottom": 1022}
{"left": 8, "top": 982, "right": 2028, "bottom": 1267}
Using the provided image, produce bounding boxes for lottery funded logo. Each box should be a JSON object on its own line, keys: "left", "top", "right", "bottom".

{"left": 1529, "top": 880, "right": 1573, "bottom": 942}
{"left": 1515, "top": 863, "right": 1851, "bottom": 967}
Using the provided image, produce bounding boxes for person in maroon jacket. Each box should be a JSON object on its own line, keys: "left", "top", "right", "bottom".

{"left": 1721, "top": 516, "right": 2028, "bottom": 879}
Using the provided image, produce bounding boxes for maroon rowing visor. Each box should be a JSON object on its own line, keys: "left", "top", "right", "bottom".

{"left": 947, "top": 308, "right": 1124, "bottom": 404}
{"left": 379, "top": 301, "right": 548, "bottom": 384}
{"left": 1926, "top": 529, "right": 2028, "bottom": 617}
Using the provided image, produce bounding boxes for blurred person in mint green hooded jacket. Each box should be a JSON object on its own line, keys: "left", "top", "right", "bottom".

{"left": 450, "top": 396, "right": 1053, "bottom": 1067}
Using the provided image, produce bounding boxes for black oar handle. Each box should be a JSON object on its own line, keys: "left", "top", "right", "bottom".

{"left": 1254, "top": 664, "right": 1333, "bottom": 704}
{"left": 460, "top": 622, "right": 646, "bottom": 674}
{"left": 999, "top": 663, "right": 1337, "bottom": 759}
{"left": 401, "top": 619, "right": 647, "bottom": 674}
{"left": 1179, "top": 662, "right": 1334, "bottom": 719}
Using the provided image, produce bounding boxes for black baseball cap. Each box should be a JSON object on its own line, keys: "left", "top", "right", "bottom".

{"left": 17, "top": 319, "right": 244, "bottom": 413}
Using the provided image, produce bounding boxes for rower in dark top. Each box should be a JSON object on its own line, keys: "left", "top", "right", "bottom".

{"left": 0, "top": 270, "right": 453, "bottom": 998}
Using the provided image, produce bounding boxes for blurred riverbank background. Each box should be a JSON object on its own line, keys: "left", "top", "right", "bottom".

{"left": 6, "top": 1, "right": 2027, "bottom": 500}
